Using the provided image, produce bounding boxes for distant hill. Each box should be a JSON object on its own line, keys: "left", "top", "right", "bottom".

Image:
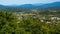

{"left": 0, "top": 2, "right": 60, "bottom": 9}
{"left": 33, "top": 3, "right": 44, "bottom": 6}
{"left": 0, "top": 5, "right": 5, "bottom": 8}
{"left": 18, "top": 2, "right": 60, "bottom": 9}
{"left": 39, "top": 2, "right": 60, "bottom": 8}
{"left": 19, "top": 4, "right": 35, "bottom": 8}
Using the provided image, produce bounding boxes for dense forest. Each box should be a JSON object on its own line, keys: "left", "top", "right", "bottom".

{"left": 0, "top": 7, "right": 60, "bottom": 34}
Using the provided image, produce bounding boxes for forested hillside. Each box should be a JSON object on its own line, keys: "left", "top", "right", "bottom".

{"left": 0, "top": 9, "right": 60, "bottom": 34}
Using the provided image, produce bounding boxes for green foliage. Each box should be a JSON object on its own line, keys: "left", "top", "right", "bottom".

{"left": 0, "top": 11, "right": 60, "bottom": 34}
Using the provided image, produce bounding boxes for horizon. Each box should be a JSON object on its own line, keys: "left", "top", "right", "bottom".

{"left": 0, "top": 0, "right": 60, "bottom": 5}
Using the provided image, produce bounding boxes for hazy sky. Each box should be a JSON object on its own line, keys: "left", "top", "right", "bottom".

{"left": 0, "top": 0, "right": 60, "bottom": 5}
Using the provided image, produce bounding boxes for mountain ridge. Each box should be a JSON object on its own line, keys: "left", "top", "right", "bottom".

{"left": 0, "top": 2, "right": 60, "bottom": 9}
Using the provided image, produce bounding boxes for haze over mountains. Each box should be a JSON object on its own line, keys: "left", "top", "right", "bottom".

{"left": 0, "top": 2, "right": 60, "bottom": 9}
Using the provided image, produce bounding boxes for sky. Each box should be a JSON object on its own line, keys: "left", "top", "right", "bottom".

{"left": 0, "top": 0, "right": 60, "bottom": 5}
